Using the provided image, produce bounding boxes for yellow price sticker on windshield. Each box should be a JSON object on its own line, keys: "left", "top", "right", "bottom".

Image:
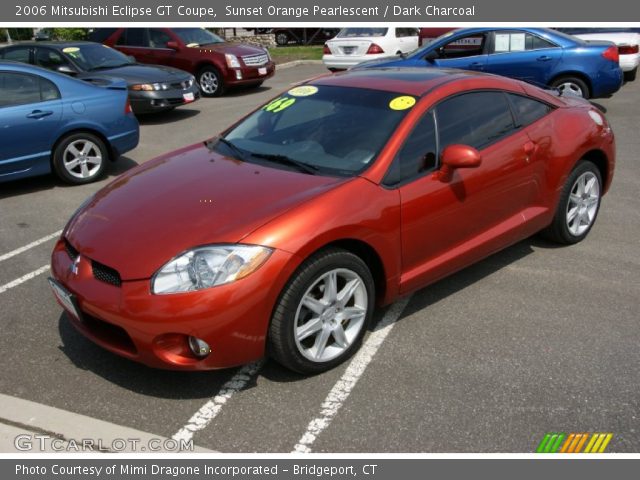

{"left": 288, "top": 85, "right": 318, "bottom": 97}
{"left": 263, "top": 97, "right": 296, "bottom": 113}
{"left": 62, "top": 47, "right": 80, "bottom": 53}
{"left": 389, "top": 96, "right": 416, "bottom": 111}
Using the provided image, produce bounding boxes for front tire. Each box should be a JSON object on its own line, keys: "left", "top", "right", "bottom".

{"left": 197, "top": 66, "right": 224, "bottom": 97}
{"left": 52, "top": 132, "right": 108, "bottom": 185}
{"left": 543, "top": 160, "right": 602, "bottom": 244}
{"left": 275, "top": 32, "right": 290, "bottom": 46}
{"left": 550, "top": 76, "right": 590, "bottom": 99}
{"left": 268, "top": 248, "right": 375, "bottom": 374}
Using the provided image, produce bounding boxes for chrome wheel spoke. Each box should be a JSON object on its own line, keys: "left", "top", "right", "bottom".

{"left": 323, "top": 271, "right": 338, "bottom": 303}
{"left": 67, "top": 144, "right": 82, "bottom": 157}
{"left": 336, "top": 278, "right": 360, "bottom": 308}
{"left": 80, "top": 163, "right": 90, "bottom": 178}
{"left": 302, "top": 295, "right": 325, "bottom": 315}
{"left": 313, "top": 327, "right": 331, "bottom": 360}
{"left": 85, "top": 155, "right": 101, "bottom": 165}
{"left": 297, "top": 317, "right": 323, "bottom": 342}
{"left": 332, "top": 325, "right": 349, "bottom": 349}
{"left": 567, "top": 206, "right": 579, "bottom": 223}
{"left": 65, "top": 158, "right": 80, "bottom": 169}
{"left": 342, "top": 306, "right": 366, "bottom": 322}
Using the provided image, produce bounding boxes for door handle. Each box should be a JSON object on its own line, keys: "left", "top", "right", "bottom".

{"left": 469, "top": 62, "right": 484, "bottom": 69}
{"left": 537, "top": 56, "right": 552, "bottom": 62}
{"left": 26, "top": 110, "right": 53, "bottom": 119}
{"left": 523, "top": 141, "right": 538, "bottom": 155}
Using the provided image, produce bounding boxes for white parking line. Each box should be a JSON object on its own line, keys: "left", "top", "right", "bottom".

{"left": 171, "top": 361, "right": 264, "bottom": 443}
{"left": 292, "top": 296, "right": 412, "bottom": 453}
{"left": 0, "top": 230, "right": 62, "bottom": 263}
{"left": 0, "top": 264, "right": 50, "bottom": 294}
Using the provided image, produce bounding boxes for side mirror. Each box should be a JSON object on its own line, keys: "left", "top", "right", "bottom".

{"left": 126, "top": 55, "right": 136, "bottom": 63}
{"left": 424, "top": 50, "right": 439, "bottom": 62}
{"left": 57, "top": 65, "right": 77, "bottom": 75}
{"left": 166, "top": 41, "right": 179, "bottom": 50}
{"left": 434, "top": 144, "right": 481, "bottom": 181}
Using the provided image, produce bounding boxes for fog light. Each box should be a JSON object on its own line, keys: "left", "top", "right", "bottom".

{"left": 188, "top": 336, "right": 211, "bottom": 358}
{"left": 235, "top": 70, "right": 243, "bottom": 80}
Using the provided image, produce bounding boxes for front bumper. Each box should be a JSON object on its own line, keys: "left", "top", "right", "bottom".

{"left": 129, "top": 83, "right": 201, "bottom": 114}
{"left": 50, "top": 238, "right": 295, "bottom": 370}
{"left": 224, "top": 61, "right": 276, "bottom": 86}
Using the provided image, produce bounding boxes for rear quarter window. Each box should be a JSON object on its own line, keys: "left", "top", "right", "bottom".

{"left": 507, "top": 93, "right": 553, "bottom": 127}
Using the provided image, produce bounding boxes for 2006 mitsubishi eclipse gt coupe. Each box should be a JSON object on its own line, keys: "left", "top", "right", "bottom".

{"left": 49, "top": 68, "right": 615, "bottom": 374}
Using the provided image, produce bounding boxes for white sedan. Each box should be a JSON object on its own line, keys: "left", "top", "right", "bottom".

{"left": 559, "top": 28, "right": 639, "bottom": 81}
{"left": 323, "top": 27, "right": 419, "bottom": 70}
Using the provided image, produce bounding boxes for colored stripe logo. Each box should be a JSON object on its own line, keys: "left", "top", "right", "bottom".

{"left": 537, "top": 433, "right": 613, "bottom": 453}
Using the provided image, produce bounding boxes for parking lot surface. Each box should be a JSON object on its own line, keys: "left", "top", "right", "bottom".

{"left": 1, "top": 64, "right": 638, "bottom": 452}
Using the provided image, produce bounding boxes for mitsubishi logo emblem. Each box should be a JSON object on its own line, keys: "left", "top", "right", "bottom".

{"left": 70, "top": 255, "right": 81, "bottom": 275}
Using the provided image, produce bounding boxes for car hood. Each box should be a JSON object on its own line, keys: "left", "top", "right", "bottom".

{"left": 191, "top": 42, "right": 268, "bottom": 57}
{"left": 78, "top": 64, "right": 191, "bottom": 84}
{"left": 64, "top": 142, "right": 344, "bottom": 280}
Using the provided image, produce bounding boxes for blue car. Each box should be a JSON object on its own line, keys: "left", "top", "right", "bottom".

{"left": 0, "top": 61, "right": 139, "bottom": 185}
{"left": 356, "top": 28, "right": 623, "bottom": 99}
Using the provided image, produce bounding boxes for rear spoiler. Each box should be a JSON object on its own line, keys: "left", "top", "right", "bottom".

{"left": 78, "top": 76, "right": 128, "bottom": 91}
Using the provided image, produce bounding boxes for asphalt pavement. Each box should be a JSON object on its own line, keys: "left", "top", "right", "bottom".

{"left": 0, "top": 63, "right": 638, "bottom": 453}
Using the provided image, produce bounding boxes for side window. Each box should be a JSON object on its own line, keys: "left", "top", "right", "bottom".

{"left": 35, "top": 48, "right": 68, "bottom": 70}
{"left": 507, "top": 94, "right": 552, "bottom": 127}
{"left": 2, "top": 47, "right": 31, "bottom": 63}
{"left": 494, "top": 31, "right": 556, "bottom": 53}
{"left": 439, "top": 34, "right": 486, "bottom": 58}
{"left": 0, "top": 73, "right": 42, "bottom": 107}
{"left": 436, "top": 92, "right": 515, "bottom": 151}
{"left": 148, "top": 29, "right": 172, "bottom": 48}
{"left": 116, "top": 28, "right": 148, "bottom": 47}
{"left": 384, "top": 111, "right": 437, "bottom": 186}
{"left": 395, "top": 28, "right": 418, "bottom": 38}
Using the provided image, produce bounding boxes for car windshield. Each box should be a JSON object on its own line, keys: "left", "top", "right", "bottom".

{"left": 221, "top": 85, "right": 413, "bottom": 177}
{"left": 174, "top": 28, "right": 224, "bottom": 47}
{"left": 337, "top": 28, "right": 388, "bottom": 38}
{"left": 62, "top": 44, "right": 133, "bottom": 71}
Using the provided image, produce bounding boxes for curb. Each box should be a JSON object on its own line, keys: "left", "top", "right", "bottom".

{"left": 276, "top": 59, "right": 325, "bottom": 70}
{"left": 0, "top": 393, "right": 214, "bottom": 453}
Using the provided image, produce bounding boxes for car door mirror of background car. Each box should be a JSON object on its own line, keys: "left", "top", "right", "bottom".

{"left": 57, "top": 65, "right": 77, "bottom": 75}
{"left": 166, "top": 41, "right": 180, "bottom": 50}
{"left": 424, "top": 50, "right": 439, "bottom": 62}
{"left": 435, "top": 144, "right": 482, "bottom": 181}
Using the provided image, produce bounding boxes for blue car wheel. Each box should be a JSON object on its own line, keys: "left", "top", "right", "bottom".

{"left": 52, "top": 132, "right": 109, "bottom": 184}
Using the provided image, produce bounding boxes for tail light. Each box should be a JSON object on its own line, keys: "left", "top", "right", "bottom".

{"left": 602, "top": 46, "right": 619, "bottom": 63}
{"left": 366, "top": 43, "right": 385, "bottom": 55}
{"left": 618, "top": 45, "right": 639, "bottom": 55}
{"left": 124, "top": 97, "right": 133, "bottom": 114}
{"left": 323, "top": 44, "right": 331, "bottom": 55}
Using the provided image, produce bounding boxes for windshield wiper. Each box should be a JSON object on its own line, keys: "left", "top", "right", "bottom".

{"left": 250, "top": 152, "right": 319, "bottom": 175}
{"left": 89, "top": 63, "right": 132, "bottom": 71}
{"left": 208, "top": 137, "right": 248, "bottom": 161}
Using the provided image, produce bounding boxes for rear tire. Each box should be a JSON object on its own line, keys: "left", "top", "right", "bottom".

{"left": 550, "top": 76, "right": 590, "bottom": 99}
{"left": 268, "top": 248, "right": 375, "bottom": 374}
{"left": 52, "top": 132, "right": 108, "bottom": 185}
{"left": 543, "top": 160, "right": 602, "bottom": 244}
{"left": 275, "top": 32, "right": 290, "bottom": 46}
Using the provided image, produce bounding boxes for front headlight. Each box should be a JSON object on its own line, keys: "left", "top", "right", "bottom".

{"left": 225, "top": 53, "right": 242, "bottom": 68}
{"left": 130, "top": 83, "right": 168, "bottom": 91}
{"left": 152, "top": 245, "right": 273, "bottom": 294}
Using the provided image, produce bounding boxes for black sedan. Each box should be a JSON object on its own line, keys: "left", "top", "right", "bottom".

{"left": 0, "top": 41, "right": 200, "bottom": 114}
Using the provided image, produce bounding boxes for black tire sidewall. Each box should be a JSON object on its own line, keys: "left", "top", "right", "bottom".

{"left": 198, "top": 66, "right": 224, "bottom": 97}
{"left": 52, "top": 132, "right": 108, "bottom": 185}
{"left": 268, "top": 249, "right": 375, "bottom": 374}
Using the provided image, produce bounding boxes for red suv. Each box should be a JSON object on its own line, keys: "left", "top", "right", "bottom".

{"left": 91, "top": 28, "right": 276, "bottom": 97}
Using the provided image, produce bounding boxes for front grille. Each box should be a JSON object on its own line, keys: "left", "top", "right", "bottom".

{"left": 65, "top": 239, "right": 79, "bottom": 260}
{"left": 242, "top": 53, "right": 269, "bottom": 66}
{"left": 92, "top": 261, "right": 122, "bottom": 287}
{"left": 170, "top": 78, "right": 194, "bottom": 90}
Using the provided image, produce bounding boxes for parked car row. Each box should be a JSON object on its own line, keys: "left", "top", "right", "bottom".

{"left": 324, "top": 27, "right": 638, "bottom": 99}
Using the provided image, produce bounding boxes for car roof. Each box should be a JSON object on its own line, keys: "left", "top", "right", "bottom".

{"left": 3, "top": 41, "right": 97, "bottom": 49}
{"left": 309, "top": 67, "right": 502, "bottom": 97}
